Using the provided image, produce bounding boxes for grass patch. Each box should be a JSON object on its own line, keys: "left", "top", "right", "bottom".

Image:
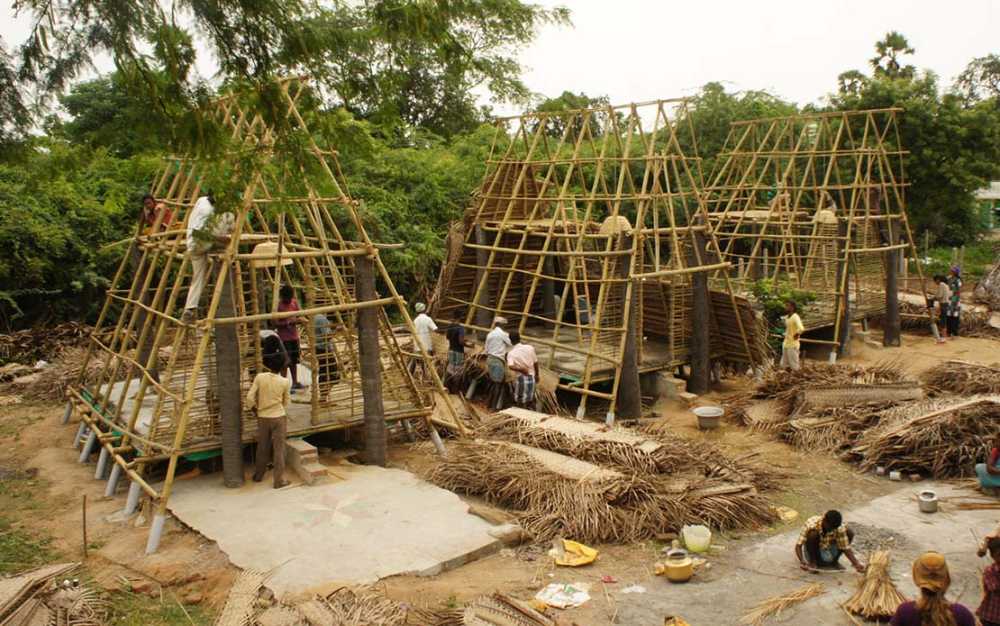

{"left": 0, "top": 517, "right": 58, "bottom": 575}
{"left": 921, "top": 240, "right": 997, "bottom": 283}
{"left": 0, "top": 412, "right": 44, "bottom": 439}
{"left": 108, "top": 591, "right": 213, "bottom": 626}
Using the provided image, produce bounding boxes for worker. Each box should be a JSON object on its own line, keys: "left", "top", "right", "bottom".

{"left": 794, "top": 510, "right": 865, "bottom": 573}
{"left": 977, "top": 537, "right": 1000, "bottom": 626}
{"left": 780, "top": 300, "right": 804, "bottom": 370}
{"left": 976, "top": 437, "right": 1000, "bottom": 495}
{"left": 275, "top": 285, "right": 303, "bottom": 392}
{"left": 248, "top": 350, "right": 291, "bottom": 489}
{"left": 932, "top": 275, "right": 952, "bottom": 343}
{"left": 947, "top": 266, "right": 962, "bottom": 339}
{"left": 484, "top": 317, "right": 512, "bottom": 409}
{"left": 412, "top": 303, "right": 438, "bottom": 357}
{"left": 140, "top": 193, "right": 173, "bottom": 236}
{"left": 506, "top": 331, "right": 539, "bottom": 409}
{"left": 444, "top": 311, "right": 470, "bottom": 394}
{"left": 313, "top": 313, "right": 339, "bottom": 385}
{"left": 890, "top": 552, "right": 975, "bottom": 626}
{"left": 181, "top": 194, "right": 233, "bottom": 323}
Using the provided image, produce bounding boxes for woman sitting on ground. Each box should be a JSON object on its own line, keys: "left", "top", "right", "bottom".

{"left": 977, "top": 439, "right": 1000, "bottom": 495}
{"left": 890, "top": 552, "right": 975, "bottom": 626}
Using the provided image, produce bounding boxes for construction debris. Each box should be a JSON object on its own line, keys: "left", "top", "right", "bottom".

{"left": 740, "top": 583, "right": 825, "bottom": 626}
{"left": 0, "top": 322, "right": 91, "bottom": 366}
{"left": 466, "top": 592, "right": 562, "bottom": 625}
{"left": 22, "top": 346, "right": 102, "bottom": 402}
{"left": 921, "top": 360, "right": 1000, "bottom": 396}
{"left": 0, "top": 562, "right": 108, "bottom": 626}
{"left": 843, "top": 550, "right": 908, "bottom": 620}
{"left": 851, "top": 396, "right": 1000, "bottom": 477}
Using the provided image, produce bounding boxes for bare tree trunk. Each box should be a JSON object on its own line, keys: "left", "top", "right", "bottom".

{"left": 356, "top": 255, "right": 386, "bottom": 467}
{"left": 216, "top": 265, "right": 244, "bottom": 487}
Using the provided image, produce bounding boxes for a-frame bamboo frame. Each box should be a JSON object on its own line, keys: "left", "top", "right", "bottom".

{"left": 431, "top": 99, "right": 758, "bottom": 418}
{"left": 704, "top": 108, "right": 930, "bottom": 352}
{"left": 67, "top": 78, "right": 459, "bottom": 552}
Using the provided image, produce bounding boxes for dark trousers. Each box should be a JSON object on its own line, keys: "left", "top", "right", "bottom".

{"left": 254, "top": 416, "right": 287, "bottom": 487}
{"left": 804, "top": 526, "right": 855, "bottom": 566}
{"left": 946, "top": 314, "right": 960, "bottom": 337}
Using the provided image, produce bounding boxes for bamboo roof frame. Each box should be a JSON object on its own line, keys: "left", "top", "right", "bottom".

{"left": 704, "top": 108, "right": 931, "bottom": 347}
{"left": 431, "top": 99, "right": 758, "bottom": 418}
{"left": 68, "top": 78, "right": 461, "bottom": 548}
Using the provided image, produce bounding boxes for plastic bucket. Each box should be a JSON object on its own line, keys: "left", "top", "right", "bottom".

{"left": 693, "top": 406, "right": 724, "bottom": 430}
{"left": 681, "top": 524, "right": 712, "bottom": 553}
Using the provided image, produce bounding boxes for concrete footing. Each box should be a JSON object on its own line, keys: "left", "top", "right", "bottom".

{"left": 124, "top": 481, "right": 142, "bottom": 516}
{"left": 105, "top": 464, "right": 122, "bottom": 497}
{"left": 78, "top": 431, "right": 97, "bottom": 463}
{"left": 94, "top": 448, "right": 109, "bottom": 479}
{"left": 145, "top": 513, "right": 167, "bottom": 554}
{"left": 73, "top": 423, "right": 86, "bottom": 449}
{"left": 61, "top": 401, "right": 72, "bottom": 425}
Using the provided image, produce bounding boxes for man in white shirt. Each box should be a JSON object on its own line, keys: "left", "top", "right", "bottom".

{"left": 484, "top": 317, "right": 512, "bottom": 409}
{"left": 181, "top": 195, "right": 233, "bottom": 323}
{"left": 412, "top": 303, "right": 438, "bottom": 355}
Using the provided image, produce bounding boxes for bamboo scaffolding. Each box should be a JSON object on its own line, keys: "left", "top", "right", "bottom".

{"left": 430, "top": 99, "right": 758, "bottom": 418}
{"left": 68, "top": 78, "right": 458, "bottom": 552}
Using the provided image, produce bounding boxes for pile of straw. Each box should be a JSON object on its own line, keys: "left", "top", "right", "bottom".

{"left": 922, "top": 360, "right": 1000, "bottom": 396}
{"left": 843, "top": 550, "right": 907, "bottom": 620}
{"left": 783, "top": 402, "right": 892, "bottom": 453}
{"left": 428, "top": 440, "right": 773, "bottom": 543}
{"left": 740, "top": 583, "right": 825, "bottom": 626}
{"left": 23, "top": 346, "right": 102, "bottom": 401}
{"left": 851, "top": 396, "right": 1000, "bottom": 477}
{"left": 745, "top": 361, "right": 906, "bottom": 415}
{"left": 319, "top": 587, "right": 461, "bottom": 626}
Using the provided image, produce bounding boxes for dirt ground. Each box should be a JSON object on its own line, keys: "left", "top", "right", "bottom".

{"left": 0, "top": 330, "right": 997, "bottom": 624}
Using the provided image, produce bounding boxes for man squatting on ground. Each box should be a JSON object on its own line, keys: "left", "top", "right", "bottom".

{"left": 794, "top": 509, "right": 865, "bottom": 573}
{"left": 781, "top": 300, "right": 804, "bottom": 370}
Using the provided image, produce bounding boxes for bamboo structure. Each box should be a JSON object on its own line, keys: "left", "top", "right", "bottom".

{"left": 66, "top": 78, "right": 457, "bottom": 553}
{"left": 704, "top": 109, "right": 930, "bottom": 353}
{"left": 430, "top": 100, "right": 758, "bottom": 419}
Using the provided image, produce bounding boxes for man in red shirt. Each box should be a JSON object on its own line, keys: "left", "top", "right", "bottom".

{"left": 140, "top": 193, "right": 173, "bottom": 236}
{"left": 275, "top": 285, "right": 303, "bottom": 392}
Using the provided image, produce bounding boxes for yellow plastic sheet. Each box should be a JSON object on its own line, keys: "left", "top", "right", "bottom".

{"left": 551, "top": 539, "right": 598, "bottom": 567}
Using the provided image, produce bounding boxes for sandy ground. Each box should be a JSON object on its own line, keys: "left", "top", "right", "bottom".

{"left": 0, "top": 330, "right": 996, "bottom": 623}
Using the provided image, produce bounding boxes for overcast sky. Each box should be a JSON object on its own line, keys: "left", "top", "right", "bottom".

{"left": 3, "top": 0, "right": 997, "bottom": 113}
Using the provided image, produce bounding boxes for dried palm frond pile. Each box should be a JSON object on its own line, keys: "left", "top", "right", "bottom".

{"left": 23, "top": 346, "right": 103, "bottom": 401}
{"left": 843, "top": 550, "right": 907, "bottom": 620}
{"left": 322, "top": 587, "right": 462, "bottom": 626}
{"left": 961, "top": 308, "right": 1000, "bottom": 340}
{"left": 463, "top": 593, "right": 557, "bottom": 626}
{"left": 922, "top": 360, "right": 1000, "bottom": 396}
{"left": 851, "top": 396, "right": 1000, "bottom": 477}
{"left": 0, "top": 563, "right": 108, "bottom": 626}
{"left": 742, "top": 361, "right": 907, "bottom": 415}
{"left": 783, "top": 402, "right": 893, "bottom": 453}
{"left": 740, "top": 583, "right": 825, "bottom": 626}
{"left": 446, "top": 352, "right": 562, "bottom": 415}
{"left": 427, "top": 439, "right": 773, "bottom": 543}
{"left": 0, "top": 322, "right": 91, "bottom": 366}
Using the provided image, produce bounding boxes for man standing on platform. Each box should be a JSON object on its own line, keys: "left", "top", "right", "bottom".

{"left": 484, "top": 317, "right": 512, "bottom": 409}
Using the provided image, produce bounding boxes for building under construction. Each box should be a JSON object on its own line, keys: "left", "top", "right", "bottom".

{"left": 431, "top": 100, "right": 762, "bottom": 420}
{"left": 66, "top": 79, "right": 454, "bottom": 553}
{"left": 704, "top": 108, "right": 928, "bottom": 355}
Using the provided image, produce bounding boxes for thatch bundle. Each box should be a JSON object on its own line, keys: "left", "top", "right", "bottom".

{"left": 744, "top": 361, "right": 907, "bottom": 415}
{"left": 322, "top": 587, "right": 462, "bottom": 626}
{"left": 740, "top": 583, "right": 825, "bottom": 626}
{"left": 427, "top": 439, "right": 773, "bottom": 543}
{"left": 22, "top": 346, "right": 102, "bottom": 402}
{"left": 843, "top": 550, "right": 907, "bottom": 620}
{"left": 851, "top": 396, "right": 1000, "bottom": 477}
{"left": 441, "top": 351, "right": 561, "bottom": 415}
{"left": 0, "top": 322, "right": 91, "bottom": 366}
{"left": 922, "top": 360, "right": 1000, "bottom": 396}
{"left": 783, "top": 402, "right": 892, "bottom": 453}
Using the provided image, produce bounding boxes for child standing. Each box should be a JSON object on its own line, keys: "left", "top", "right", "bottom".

{"left": 979, "top": 537, "right": 1000, "bottom": 626}
{"left": 248, "top": 351, "right": 291, "bottom": 489}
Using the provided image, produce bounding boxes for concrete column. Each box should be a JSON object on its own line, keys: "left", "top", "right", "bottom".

{"left": 74, "top": 423, "right": 87, "bottom": 449}
{"left": 615, "top": 234, "right": 641, "bottom": 421}
{"left": 61, "top": 401, "right": 73, "bottom": 425}
{"left": 473, "top": 226, "right": 493, "bottom": 339}
{"left": 355, "top": 255, "right": 387, "bottom": 467}
{"left": 105, "top": 463, "right": 122, "bottom": 497}
{"left": 145, "top": 513, "right": 168, "bottom": 554}
{"left": 835, "top": 220, "right": 851, "bottom": 357}
{"left": 688, "top": 271, "right": 711, "bottom": 394}
{"left": 884, "top": 248, "right": 901, "bottom": 347}
{"left": 542, "top": 256, "right": 556, "bottom": 320}
{"left": 78, "top": 430, "right": 97, "bottom": 463}
{"left": 124, "top": 481, "right": 142, "bottom": 515}
{"left": 94, "top": 447, "right": 110, "bottom": 479}
{"left": 215, "top": 266, "right": 243, "bottom": 488}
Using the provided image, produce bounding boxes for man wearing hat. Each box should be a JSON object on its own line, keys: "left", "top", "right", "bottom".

{"left": 890, "top": 552, "right": 975, "bottom": 625}
{"left": 411, "top": 303, "right": 438, "bottom": 377}
{"left": 484, "top": 317, "right": 512, "bottom": 409}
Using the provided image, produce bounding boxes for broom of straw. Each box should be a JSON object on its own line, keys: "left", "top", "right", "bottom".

{"left": 740, "top": 583, "right": 825, "bottom": 626}
{"left": 843, "top": 550, "right": 907, "bottom": 619}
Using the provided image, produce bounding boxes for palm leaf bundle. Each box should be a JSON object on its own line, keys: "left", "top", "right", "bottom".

{"left": 843, "top": 550, "right": 907, "bottom": 620}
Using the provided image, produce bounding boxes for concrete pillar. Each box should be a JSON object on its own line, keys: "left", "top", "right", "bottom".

{"left": 105, "top": 463, "right": 123, "bottom": 497}
{"left": 835, "top": 219, "right": 851, "bottom": 357}
{"left": 61, "top": 401, "right": 73, "bottom": 425}
{"left": 145, "top": 513, "right": 168, "bottom": 554}
{"left": 884, "top": 248, "right": 901, "bottom": 347}
{"left": 215, "top": 266, "right": 244, "bottom": 488}
{"left": 78, "top": 430, "right": 97, "bottom": 463}
{"left": 94, "top": 447, "right": 110, "bottom": 479}
{"left": 74, "top": 423, "right": 87, "bottom": 449}
{"left": 542, "top": 256, "right": 556, "bottom": 320}
{"left": 473, "top": 226, "right": 493, "bottom": 338}
{"left": 355, "top": 255, "right": 387, "bottom": 467}
{"left": 125, "top": 481, "right": 142, "bottom": 516}
{"left": 615, "top": 234, "right": 641, "bottom": 421}
{"left": 688, "top": 271, "right": 711, "bottom": 394}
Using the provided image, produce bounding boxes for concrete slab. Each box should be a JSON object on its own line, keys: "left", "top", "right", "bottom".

{"left": 614, "top": 482, "right": 1000, "bottom": 625}
{"left": 166, "top": 465, "right": 502, "bottom": 596}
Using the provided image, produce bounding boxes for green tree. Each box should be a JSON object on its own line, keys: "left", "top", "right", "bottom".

{"left": 955, "top": 54, "right": 1000, "bottom": 104}
{"left": 870, "top": 31, "right": 916, "bottom": 79}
